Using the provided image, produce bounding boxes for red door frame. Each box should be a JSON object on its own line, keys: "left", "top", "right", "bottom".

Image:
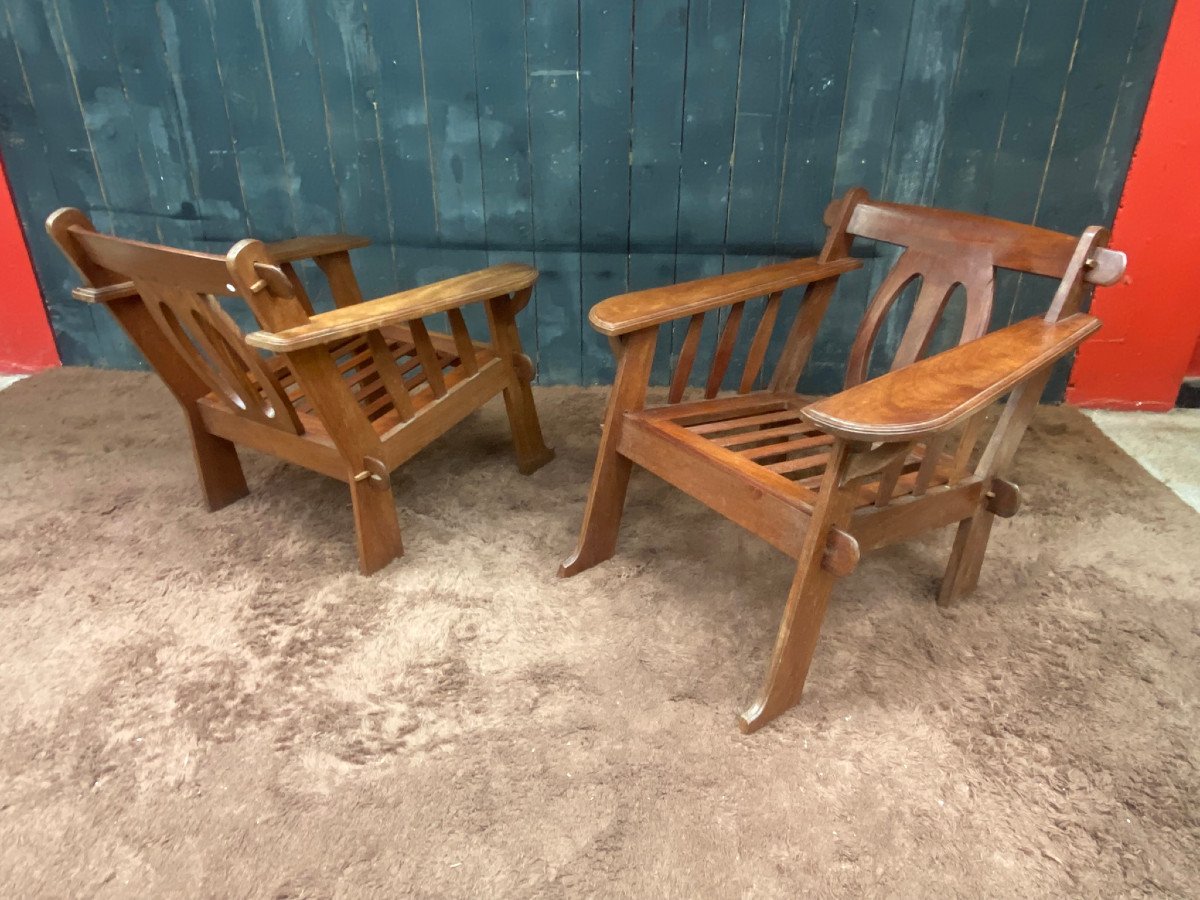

{"left": 1068, "top": 0, "right": 1200, "bottom": 410}
{"left": 0, "top": 155, "right": 59, "bottom": 373}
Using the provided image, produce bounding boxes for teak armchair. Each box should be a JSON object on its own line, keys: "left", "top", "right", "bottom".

{"left": 561, "top": 189, "right": 1125, "bottom": 733}
{"left": 47, "top": 210, "right": 553, "bottom": 574}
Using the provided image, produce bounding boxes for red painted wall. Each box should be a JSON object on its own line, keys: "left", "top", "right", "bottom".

{"left": 0, "top": 156, "right": 59, "bottom": 373}
{"left": 1068, "top": 0, "right": 1200, "bottom": 410}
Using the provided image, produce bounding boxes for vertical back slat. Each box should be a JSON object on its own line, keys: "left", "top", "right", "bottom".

{"left": 872, "top": 456, "right": 905, "bottom": 508}
{"left": 954, "top": 411, "right": 986, "bottom": 477}
{"left": 738, "top": 292, "right": 783, "bottom": 394}
{"left": 447, "top": 307, "right": 479, "bottom": 375}
{"left": 409, "top": 319, "right": 447, "bottom": 397}
{"left": 705, "top": 302, "right": 746, "bottom": 399}
{"left": 669, "top": 313, "right": 705, "bottom": 404}
{"left": 365, "top": 332, "right": 416, "bottom": 422}
{"left": 315, "top": 251, "right": 419, "bottom": 420}
{"left": 913, "top": 434, "right": 948, "bottom": 496}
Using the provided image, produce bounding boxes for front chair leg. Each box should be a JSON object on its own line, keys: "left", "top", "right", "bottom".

{"left": 739, "top": 551, "right": 844, "bottom": 734}
{"left": 186, "top": 411, "right": 249, "bottom": 512}
{"left": 349, "top": 475, "right": 404, "bottom": 575}
{"left": 739, "top": 440, "right": 856, "bottom": 733}
{"left": 559, "top": 329, "right": 657, "bottom": 578}
{"left": 559, "top": 439, "right": 636, "bottom": 578}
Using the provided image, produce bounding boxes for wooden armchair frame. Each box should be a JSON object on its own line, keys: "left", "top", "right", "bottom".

{"left": 560, "top": 188, "right": 1125, "bottom": 733}
{"left": 48, "top": 210, "right": 553, "bottom": 574}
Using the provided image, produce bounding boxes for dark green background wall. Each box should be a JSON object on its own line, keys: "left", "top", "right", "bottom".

{"left": 0, "top": 0, "right": 1174, "bottom": 395}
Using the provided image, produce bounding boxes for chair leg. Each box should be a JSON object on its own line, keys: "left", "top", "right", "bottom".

{"left": 349, "top": 477, "right": 404, "bottom": 575}
{"left": 738, "top": 439, "right": 856, "bottom": 733}
{"left": 187, "top": 415, "right": 249, "bottom": 512}
{"left": 502, "top": 375, "right": 555, "bottom": 475}
{"left": 937, "top": 508, "right": 996, "bottom": 606}
{"left": 559, "top": 328, "right": 657, "bottom": 578}
{"left": 558, "top": 441, "right": 635, "bottom": 578}
{"left": 738, "top": 556, "right": 842, "bottom": 734}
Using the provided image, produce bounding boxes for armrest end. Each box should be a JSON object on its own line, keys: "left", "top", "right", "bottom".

{"left": 246, "top": 263, "right": 537, "bottom": 352}
{"left": 72, "top": 281, "right": 138, "bottom": 304}
{"left": 802, "top": 314, "right": 1101, "bottom": 443}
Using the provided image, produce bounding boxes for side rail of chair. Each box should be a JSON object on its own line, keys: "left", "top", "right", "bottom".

{"left": 588, "top": 256, "right": 862, "bottom": 404}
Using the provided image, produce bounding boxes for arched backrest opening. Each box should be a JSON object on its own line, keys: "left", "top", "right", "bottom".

{"left": 832, "top": 195, "right": 1123, "bottom": 390}
{"left": 47, "top": 210, "right": 305, "bottom": 433}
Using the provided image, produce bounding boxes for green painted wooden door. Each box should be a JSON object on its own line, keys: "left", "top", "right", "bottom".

{"left": 0, "top": 0, "right": 1174, "bottom": 396}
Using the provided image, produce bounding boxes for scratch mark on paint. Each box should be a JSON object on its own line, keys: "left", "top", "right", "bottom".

{"left": 413, "top": 0, "right": 441, "bottom": 234}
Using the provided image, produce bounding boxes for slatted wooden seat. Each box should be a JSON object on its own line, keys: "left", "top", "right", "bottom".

{"left": 561, "top": 188, "right": 1126, "bottom": 732}
{"left": 48, "top": 210, "right": 553, "bottom": 573}
{"left": 625, "top": 392, "right": 960, "bottom": 546}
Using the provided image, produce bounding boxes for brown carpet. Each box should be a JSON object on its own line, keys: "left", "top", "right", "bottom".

{"left": 1, "top": 368, "right": 1197, "bottom": 897}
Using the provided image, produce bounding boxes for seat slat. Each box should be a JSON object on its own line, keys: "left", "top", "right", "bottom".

{"left": 711, "top": 422, "right": 822, "bottom": 449}
{"left": 764, "top": 452, "right": 832, "bottom": 478}
{"left": 747, "top": 434, "right": 832, "bottom": 463}
{"left": 688, "top": 408, "right": 806, "bottom": 435}
{"left": 641, "top": 392, "right": 800, "bottom": 427}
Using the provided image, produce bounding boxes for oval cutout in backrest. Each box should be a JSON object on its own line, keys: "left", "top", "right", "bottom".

{"left": 863, "top": 271, "right": 924, "bottom": 381}
{"left": 150, "top": 294, "right": 247, "bottom": 411}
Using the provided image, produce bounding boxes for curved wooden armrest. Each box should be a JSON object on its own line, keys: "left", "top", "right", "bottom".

{"left": 801, "top": 313, "right": 1101, "bottom": 443}
{"left": 244, "top": 263, "right": 537, "bottom": 352}
{"left": 264, "top": 234, "right": 371, "bottom": 264}
{"left": 588, "top": 256, "right": 861, "bottom": 337}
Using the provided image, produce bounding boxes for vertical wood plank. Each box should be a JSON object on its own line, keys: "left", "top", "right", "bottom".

{"left": 579, "top": 0, "right": 634, "bottom": 385}
{"left": 628, "top": 0, "right": 690, "bottom": 385}
{"left": 201, "top": 0, "right": 297, "bottom": 239}
{"left": 102, "top": 0, "right": 201, "bottom": 248}
{"left": 0, "top": 0, "right": 102, "bottom": 365}
{"left": 257, "top": 0, "right": 342, "bottom": 237}
{"left": 309, "top": 0, "right": 398, "bottom": 297}
{"left": 798, "top": 0, "right": 917, "bottom": 395}
{"left": 674, "top": 0, "right": 747, "bottom": 387}
{"left": 3, "top": 0, "right": 132, "bottom": 367}
{"left": 469, "top": 0, "right": 538, "bottom": 366}
{"left": 772, "top": 0, "right": 857, "bottom": 394}
{"left": 156, "top": 0, "right": 249, "bottom": 242}
{"left": 526, "top": 0, "right": 582, "bottom": 384}
{"left": 410, "top": 0, "right": 490, "bottom": 342}
{"left": 932, "top": 2, "right": 1028, "bottom": 213}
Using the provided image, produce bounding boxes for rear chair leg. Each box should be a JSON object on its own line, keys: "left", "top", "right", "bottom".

{"left": 349, "top": 477, "right": 404, "bottom": 575}
{"left": 187, "top": 413, "right": 249, "bottom": 511}
{"left": 502, "top": 374, "right": 555, "bottom": 475}
{"left": 937, "top": 508, "right": 996, "bottom": 606}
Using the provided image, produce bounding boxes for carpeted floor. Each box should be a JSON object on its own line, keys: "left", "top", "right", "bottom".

{"left": 1, "top": 368, "right": 1197, "bottom": 897}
